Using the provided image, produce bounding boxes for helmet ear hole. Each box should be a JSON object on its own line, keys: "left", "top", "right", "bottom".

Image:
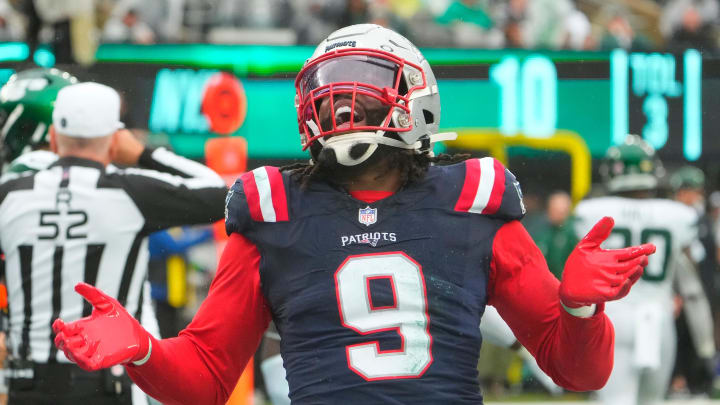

{"left": 423, "top": 109, "right": 434, "bottom": 124}
{"left": 397, "top": 78, "right": 408, "bottom": 95}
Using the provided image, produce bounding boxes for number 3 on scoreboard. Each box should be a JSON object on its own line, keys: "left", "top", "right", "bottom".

{"left": 334, "top": 252, "right": 433, "bottom": 380}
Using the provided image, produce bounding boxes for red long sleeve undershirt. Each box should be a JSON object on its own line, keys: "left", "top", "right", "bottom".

{"left": 127, "top": 202, "right": 613, "bottom": 404}
{"left": 487, "top": 220, "right": 614, "bottom": 391}
{"left": 126, "top": 233, "right": 272, "bottom": 404}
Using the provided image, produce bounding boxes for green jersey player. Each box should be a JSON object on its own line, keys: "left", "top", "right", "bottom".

{"left": 0, "top": 68, "right": 77, "bottom": 175}
{"left": 575, "top": 135, "right": 699, "bottom": 405}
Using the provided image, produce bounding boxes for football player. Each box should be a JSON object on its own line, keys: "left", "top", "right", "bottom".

{"left": 0, "top": 68, "right": 77, "bottom": 175}
{"left": 574, "top": 135, "right": 699, "bottom": 405}
{"left": 53, "top": 24, "right": 655, "bottom": 404}
{"left": 669, "top": 166, "right": 716, "bottom": 396}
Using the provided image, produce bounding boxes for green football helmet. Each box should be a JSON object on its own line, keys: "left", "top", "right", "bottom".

{"left": 600, "top": 134, "right": 664, "bottom": 194}
{"left": 669, "top": 166, "right": 705, "bottom": 192}
{"left": 0, "top": 68, "right": 77, "bottom": 169}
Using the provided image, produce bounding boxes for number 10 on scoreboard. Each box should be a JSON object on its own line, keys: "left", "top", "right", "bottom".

{"left": 490, "top": 55, "right": 558, "bottom": 138}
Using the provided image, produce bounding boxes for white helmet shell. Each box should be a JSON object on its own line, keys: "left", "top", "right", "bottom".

{"left": 295, "top": 24, "right": 441, "bottom": 166}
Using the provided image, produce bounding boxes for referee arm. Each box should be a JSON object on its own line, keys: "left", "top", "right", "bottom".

{"left": 110, "top": 130, "right": 228, "bottom": 231}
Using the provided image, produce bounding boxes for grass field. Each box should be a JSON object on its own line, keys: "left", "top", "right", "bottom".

{"left": 484, "top": 392, "right": 720, "bottom": 404}
{"left": 486, "top": 401, "right": 720, "bottom": 405}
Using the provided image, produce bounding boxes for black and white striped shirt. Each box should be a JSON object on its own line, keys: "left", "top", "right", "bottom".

{"left": 0, "top": 147, "right": 227, "bottom": 364}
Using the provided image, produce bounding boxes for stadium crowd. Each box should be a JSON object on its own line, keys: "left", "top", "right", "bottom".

{"left": 0, "top": 0, "right": 719, "bottom": 62}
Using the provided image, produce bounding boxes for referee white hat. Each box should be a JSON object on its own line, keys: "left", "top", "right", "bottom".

{"left": 53, "top": 82, "right": 125, "bottom": 138}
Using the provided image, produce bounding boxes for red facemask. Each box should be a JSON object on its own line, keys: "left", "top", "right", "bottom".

{"left": 294, "top": 48, "right": 427, "bottom": 151}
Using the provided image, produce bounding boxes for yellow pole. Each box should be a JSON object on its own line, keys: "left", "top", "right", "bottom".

{"left": 444, "top": 129, "right": 592, "bottom": 206}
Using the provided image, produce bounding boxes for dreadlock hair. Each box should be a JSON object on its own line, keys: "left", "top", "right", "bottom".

{"left": 279, "top": 145, "right": 470, "bottom": 190}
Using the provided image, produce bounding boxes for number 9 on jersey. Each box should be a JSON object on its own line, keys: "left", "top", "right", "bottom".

{"left": 335, "top": 252, "right": 433, "bottom": 380}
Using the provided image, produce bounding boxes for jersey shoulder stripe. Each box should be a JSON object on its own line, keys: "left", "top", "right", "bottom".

{"left": 225, "top": 166, "right": 289, "bottom": 235}
{"left": 240, "top": 166, "right": 289, "bottom": 222}
{"left": 454, "top": 157, "right": 507, "bottom": 215}
{"left": 0, "top": 172, "right": 35, "bottom": 205}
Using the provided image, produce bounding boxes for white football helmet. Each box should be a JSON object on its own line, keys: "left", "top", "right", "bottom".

{"left": 295, "top": 24, "right": 453, "bottom": 166}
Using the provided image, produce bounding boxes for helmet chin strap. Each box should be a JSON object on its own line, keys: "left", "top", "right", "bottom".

{"left": 320, "top": 131, "right": 458, "bottom": 166}
{"left": 320, "top": 132, "right": 384, "bottom": 166}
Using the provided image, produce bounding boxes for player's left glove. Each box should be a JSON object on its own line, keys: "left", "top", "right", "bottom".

{"left": 52, "top": 282, "right": 151, "bottom": 371}
{"left": 560, "top": 216, "right": 656, "bottom": 308}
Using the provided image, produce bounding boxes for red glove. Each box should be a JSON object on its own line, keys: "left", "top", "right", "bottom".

{"left": 53, "top": 282, "right": 151, "bottom": 371}
{"left": 560, "top": 216, "right": 656, "bottom": 308}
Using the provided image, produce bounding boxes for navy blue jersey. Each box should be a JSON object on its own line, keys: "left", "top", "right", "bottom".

{"left": 225, "top": 157, "right": 524, "bottom": 404}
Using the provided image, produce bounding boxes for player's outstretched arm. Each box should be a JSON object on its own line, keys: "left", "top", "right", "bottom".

{"left": 55, "top": 234, "right": 271, "bottom": 405}
{"left": 487, "top": 218, "right": 655, "bottom": 392}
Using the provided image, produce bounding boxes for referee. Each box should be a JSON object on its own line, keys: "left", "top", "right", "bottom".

{"left": 0, "top": 82, "right": 227, "bottom": 404}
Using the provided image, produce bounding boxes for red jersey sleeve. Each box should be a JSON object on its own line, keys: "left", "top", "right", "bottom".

{"left": 487, "top": 220, "right": 614, "bottom": 391}
{"left": 126, "top": 233, "right": 272, "bottom": 405}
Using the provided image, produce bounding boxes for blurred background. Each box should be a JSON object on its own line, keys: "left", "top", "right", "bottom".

{"left": 3, "top": 0, "right": 720, "bottom": 404}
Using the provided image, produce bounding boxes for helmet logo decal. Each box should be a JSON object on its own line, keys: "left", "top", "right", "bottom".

{"left": 31, "top": 122, "right": 47, "bottom": 143}
{"left": 0, "top": 78, "right": 49, "bottom": 103}
{"left": 325, "top": 41, "right": 357, "bottom": 52}
{"left": 1, "top": 104, "right": 23, "bottom": 140}
{"left": 384, "top": 39, "right": 409, "bottom": 52}
{"left": 358, "top": 206, "right": 378, "bottom": 226}
{"left": 1, "top": 68, "right": 78, "bottom": 167}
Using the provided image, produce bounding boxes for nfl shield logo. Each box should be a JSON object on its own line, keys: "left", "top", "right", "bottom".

{"left": 358, "top": 206, "right": 377, "bottom": 226}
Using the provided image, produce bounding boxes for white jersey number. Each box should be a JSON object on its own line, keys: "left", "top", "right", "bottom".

{"left": 334, "top": 252, "right": 432, "bottom": 380}
{"left": 610, "top": 227, "right": 672, "bottom": 282}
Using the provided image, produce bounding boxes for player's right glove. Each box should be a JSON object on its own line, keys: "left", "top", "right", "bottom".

{"left": 52, "top": 282, "right": 151, "bottom": 371}
{"left": 559, "top": 216, "right": 656, "bottom": 308}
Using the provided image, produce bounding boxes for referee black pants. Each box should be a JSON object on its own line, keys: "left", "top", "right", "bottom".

{"left": 9, "top": 363, "right": 132, "bottom": 405}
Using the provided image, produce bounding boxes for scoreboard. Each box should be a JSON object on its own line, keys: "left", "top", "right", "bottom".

{"left": 0, "top": 43, "right": 717, "bottom": 162}
{"left": 430, "top": 48, "right": 713, "bottom": 163}
{"left": 487, "top": 50, "right": 702, "bottom": 161}
{"left": 619, "top": 49, "right": 704, "bottom": 162}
